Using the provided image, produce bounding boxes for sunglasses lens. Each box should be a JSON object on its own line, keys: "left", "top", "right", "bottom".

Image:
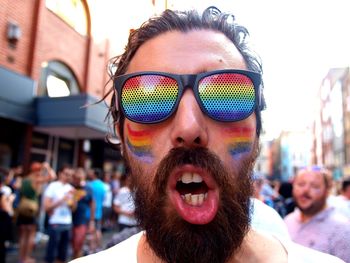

{"left": 198, "top": 73, "right": 256, "bottom": 121}
{"left": 121, "top": 75, "right": 179, "bottom": 123}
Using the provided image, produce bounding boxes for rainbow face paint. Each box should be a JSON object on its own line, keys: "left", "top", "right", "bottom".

{"left": 126, "top": 123, "right": 154, "bottom": 163}
{"left": 223, "top": 127, "right": 254, "bottom": 159}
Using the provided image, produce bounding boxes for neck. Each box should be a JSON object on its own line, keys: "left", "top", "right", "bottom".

{"left": 137, "top": 229, "right": 288, "bottom": 263}
{"left": 300, "top": 204, "right": 327, "bottom": 223}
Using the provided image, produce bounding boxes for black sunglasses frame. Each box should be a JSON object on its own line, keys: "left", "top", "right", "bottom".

{"left": 114, "top": 69, "right": 263, "bottom": 124}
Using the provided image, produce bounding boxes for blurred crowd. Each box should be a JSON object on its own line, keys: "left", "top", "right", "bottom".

{"left": 0, "top": 162, "right": 137, "bottom": 263}
{"left": 1, "top": 163, "right": 350, "bottom": 262}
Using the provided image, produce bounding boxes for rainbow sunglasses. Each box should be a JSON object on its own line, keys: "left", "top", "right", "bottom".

{"left": 114, "top": 69, "right": 264, "bottom": 124}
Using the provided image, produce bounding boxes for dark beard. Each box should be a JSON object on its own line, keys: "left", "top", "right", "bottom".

{"left": 297, "top": 194, "right": 327, "bottom": 217}
{"left": 126, "top": 146, "right": 257, "bottom": 263}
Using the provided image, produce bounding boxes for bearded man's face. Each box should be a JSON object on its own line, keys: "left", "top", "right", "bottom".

{"left": 117, "top": 30, "right": 260, "bottom": 263}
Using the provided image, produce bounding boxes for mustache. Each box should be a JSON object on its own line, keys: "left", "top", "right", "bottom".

{"left": 299, "top": 193, "right": 312, "bottom": 199}
{"left": 153, "top": 146, "right": 231, "bottom": 191}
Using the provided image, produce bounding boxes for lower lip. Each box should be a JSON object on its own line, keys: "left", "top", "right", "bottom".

{"left": 168, "top": 189, "right": 219, "bottom": 225}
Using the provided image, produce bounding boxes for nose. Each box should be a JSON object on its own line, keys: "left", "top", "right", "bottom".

{"left": 170, "top": 89, "right": 209, "bottom": 148}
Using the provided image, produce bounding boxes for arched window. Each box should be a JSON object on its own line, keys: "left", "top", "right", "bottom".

{"left": 46, "top": 0, "right": 88, "bottom": 36}
{"left": 38, "top": 61, "right": 80, "bottom": 97}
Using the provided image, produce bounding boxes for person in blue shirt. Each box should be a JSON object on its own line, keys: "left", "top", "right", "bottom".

{"left": 86, "top": 168, "right": 106, "bottom": 253}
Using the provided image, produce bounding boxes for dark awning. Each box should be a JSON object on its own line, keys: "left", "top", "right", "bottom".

{"left": 0, "top": 66, "right": 36, "bottom": 124}
{"left": 35, "top": 94, "right": 110, "bottom": 139}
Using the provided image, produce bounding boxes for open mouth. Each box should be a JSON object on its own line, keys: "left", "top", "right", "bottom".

{"left": 168, "top": 165, "right": 219, "bottom": 225}
{"left": 176, "top": 172, "right": 209, "bottom": 206}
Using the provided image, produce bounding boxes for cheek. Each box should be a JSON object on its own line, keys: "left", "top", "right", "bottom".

{"left": 125, "top": 123, "right": 155, "bottom": 163}
{"left": 222, "top": 126, "right": 255, "bottom": 160}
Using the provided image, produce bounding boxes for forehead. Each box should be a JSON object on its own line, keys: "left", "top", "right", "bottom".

{"left": 62, "top": 168, "right": 73, "bottom": 175}
{"left": 295, "top": 171, "right": 325, "bottom": 185}
{"left": 127, "top": 29, "right": 247, "bottom": 74}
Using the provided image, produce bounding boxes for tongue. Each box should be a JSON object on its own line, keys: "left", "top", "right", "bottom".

{"left": 169, "top": 189, "right": 219, "bottom": 225}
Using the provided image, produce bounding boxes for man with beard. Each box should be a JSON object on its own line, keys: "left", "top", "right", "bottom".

{"left": 284, "top": 166, "right": 350, "bottom": 262}
{"left": 72, "top": 6, "right": 344, "bottom": 263}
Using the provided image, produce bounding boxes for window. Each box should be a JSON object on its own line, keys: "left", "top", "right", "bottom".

{"left": 38, "top": 61, "right": 80, "bottom": 97}
{"left": 46, "top": 0, "right": 88, "bottom": 35}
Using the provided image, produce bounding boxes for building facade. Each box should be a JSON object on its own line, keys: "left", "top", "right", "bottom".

{"left": 314, "top": 68, "right": 350, "bottom": 179}
{"left": 0, "top": 0, "right": 121, "bottom": 172}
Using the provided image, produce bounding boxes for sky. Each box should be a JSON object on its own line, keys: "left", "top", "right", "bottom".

{"left": 89, "top": 0, "right": 350, "bottom": 140}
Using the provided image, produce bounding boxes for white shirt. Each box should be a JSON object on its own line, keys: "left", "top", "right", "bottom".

{"left": 44, "top": 181, "right": 73, "bottom": 225}
{"left": 113, "top": 186, "right": 137, "bottom": 226}
{"left": 71, "top": 231, "right": 344, "bottom": 263}
{"left": 0, "top": 185, "right": 12, "bottom": 196}
{"left": 250, "top": 198, "right": 290, "bottom": 242}
{"left": 327, "top": 195, "right": 350, "bottom": 218}
{"left": 103, "top": 182, "right": 113, "bottom": 208}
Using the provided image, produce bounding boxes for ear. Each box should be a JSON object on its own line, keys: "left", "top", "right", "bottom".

{"left": 114, "top": 120, "right": 125, "bottom": 155}
{"left": 114, "top": 122, "right": 122, "bottom": 141}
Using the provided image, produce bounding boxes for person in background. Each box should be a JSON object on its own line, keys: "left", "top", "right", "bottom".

{"left": 72, "top": 6, "right": 343, "bottom": 263}
{"left": 340, "top": 178, "right": 350, "bottom": 201}
{"left": 86, "top": 168, "right": 106, "bottom": 253}
{"left": 252, "top": 171, "right": 274, "bottom": 207}
{"left": 7, "top": 165, "right": 23, "bottom": 209}
{"left": 17, "top": 162, "right": 52, "bottom": 263}
{"left": 111, "top": 169, "right": 122, "bottom": 197}
{"left": 113, "top": 174, "right": 137, "bottom": 232}
{"left": 284, "top": 166, "right": 350, "bottom": 262}
{"left": 327, "top": 178, "right": 350, "bottom": 218}
{"left": 0, "top": 168, "right": 13, "bottom": 199}
{"left": 102, "top": 172, "right": 113, "bottom": 231}
{"left": 270, "top": 181, "right": 296, "bottom": 218}
{"left": 43, "top": 165, "right": 75, "bottom": 263}
{"left": 71, "top": 168, "right": 95, "bottom": 259}
{"left": 0, "top": 191, "right": 14, "bottom": 263}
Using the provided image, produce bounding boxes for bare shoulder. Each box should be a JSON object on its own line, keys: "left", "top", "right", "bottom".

{"left": 69, "top": 232, "right": 142, "bottom": 263}
{"left": 233, "top": 229, "right": 288, "bottom": 263}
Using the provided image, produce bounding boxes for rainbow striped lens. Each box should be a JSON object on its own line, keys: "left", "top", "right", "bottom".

{"left": 198, "top": 73, "right": 255, "bottom": 121}
{"left": 117, "top": 70, "right": 259, "bottom": 123}
{"left": 121, "top": 75, "right": 179, "bottom": 122}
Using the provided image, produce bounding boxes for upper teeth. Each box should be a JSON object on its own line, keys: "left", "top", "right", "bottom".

{"left": 179, "top": 172, "right": 203, "bottom": 184}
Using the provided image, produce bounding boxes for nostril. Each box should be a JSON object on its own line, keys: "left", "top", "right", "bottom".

{"left": 194, "top": 137, "right": 201, "bottom": 144}
{"left": 176, "top": 137, "right": 201, "bottom": 145}
{"left": 176, "top": 137, "right": 184, "bottom": 144}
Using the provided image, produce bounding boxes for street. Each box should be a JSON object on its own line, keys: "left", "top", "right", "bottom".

{"left": 6, "top": 230, "right": 115, "bottom": 263}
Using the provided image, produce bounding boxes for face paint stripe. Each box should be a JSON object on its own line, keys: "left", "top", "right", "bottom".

{"left": 128, "top": 138, "right": 151, "bottom": 147}
{"left": 126, "top": 138, "right": 151, "bottom": 154}
{"left": 229, "top": 144, "right": 252, "bottom": 156}
{"left": 126, "top": 137, "right": 154, "bottom": 163}
{"left": 225, "top": 137, "right": 252, "bottom": 144}
{"left": 224, "top": 131, "right": 254, "bottom": 137}
{"left": 126, "top": 123, "right": 153, "bottom": 137}
{"left": 223, "top": 127, "right": 255, "bottom": 133}
{"left": 125, "top": 124, "right": 154, "bottom": 162}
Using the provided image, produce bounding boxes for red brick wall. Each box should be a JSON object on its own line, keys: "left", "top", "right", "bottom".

{"left": 87, "top": 39, "right": 110, "bottom": 97}
{"left": 32, "top": 5, "right": 88, "bottom": 91}
{"left": 0, "top": 0, "right": 36, "bottom": 74}
{"left": 0, "top": 0, "right": 109, "bottom": 98}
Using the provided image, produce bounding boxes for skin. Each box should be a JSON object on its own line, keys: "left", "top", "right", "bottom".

{"left": 223, "top": 126, "right": 255, "bottom": 159}
{"left": 117, "top": 29, "right": 287, "bottom": 262}
{"left": 125, "top": 123, "right": 154, "bottom": 162}
{"left": 122, "top": 30, "right": 257, "bottom": 172}
{"left": 343, "top": 185, "right": 350, "bottom": 200}
{"left": 43, "top": 168, "right": 75, "bottom": 214}
{"left": 293, "top": 170, "right": 329, "bottom": 222}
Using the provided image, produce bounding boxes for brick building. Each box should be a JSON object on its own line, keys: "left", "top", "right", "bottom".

{"left": 0, "top": 0, "right": 121, "bottom": 172}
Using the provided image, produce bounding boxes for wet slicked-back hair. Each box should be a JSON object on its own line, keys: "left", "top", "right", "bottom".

{"left": 106, "top": 6, "right": 265, "bottom": 141}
